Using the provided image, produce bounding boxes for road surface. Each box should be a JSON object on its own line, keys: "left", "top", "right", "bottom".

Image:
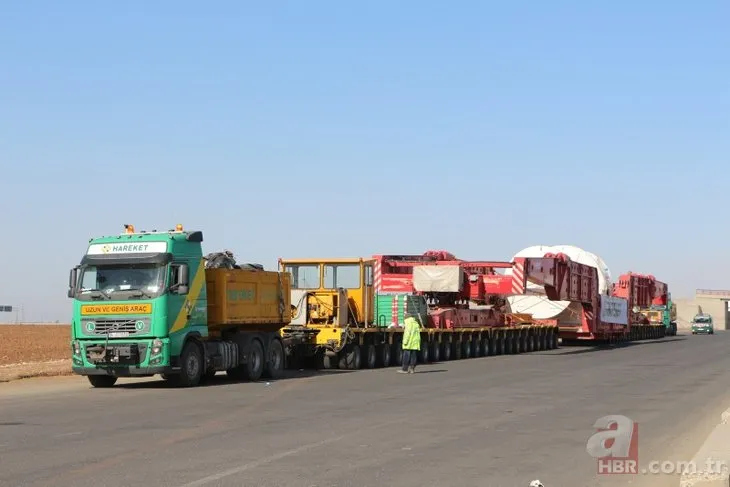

{"left": 2, "top": 332, "right": 730, "bottom": 487}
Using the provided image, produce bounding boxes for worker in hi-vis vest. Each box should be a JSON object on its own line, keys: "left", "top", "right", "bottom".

{"left": 399, "top": 312, "right": 422, "bottom": 374}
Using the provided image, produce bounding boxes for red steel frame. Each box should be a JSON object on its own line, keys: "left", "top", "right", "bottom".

{"left": 372, "top": 251, "right": 599, "bottom": 331}
{"left": 373, "top": 251, "right": 668, "bottom": 342}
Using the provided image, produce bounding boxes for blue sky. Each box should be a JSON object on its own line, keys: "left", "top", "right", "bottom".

{"left": 0, "top": 1, "right": 728, "bottom": 322}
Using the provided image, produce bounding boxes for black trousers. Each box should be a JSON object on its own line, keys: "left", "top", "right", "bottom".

{"left": 401, "top": 349, "right": 418, "bottom": 371}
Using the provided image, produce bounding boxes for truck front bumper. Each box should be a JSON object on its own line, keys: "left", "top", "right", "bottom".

{"left": 71, "top": 338, "right": 171, "bottom": 377}
{"left": 73, "top": 365, "right": 170, "bottom": 376}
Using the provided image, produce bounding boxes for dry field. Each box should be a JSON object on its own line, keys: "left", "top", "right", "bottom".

{"left": 0, "top": 324, "right": 73, "bottom": 382}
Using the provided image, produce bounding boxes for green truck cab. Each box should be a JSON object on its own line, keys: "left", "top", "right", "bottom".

{"left": 691, "top": 314, "right": 714, "bottom": 334}
{"left": 67, "top": 224, "right": 291, "bottom": 388}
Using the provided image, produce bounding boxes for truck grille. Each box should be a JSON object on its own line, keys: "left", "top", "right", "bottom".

{"left": 82, "top": 318, "right": 150, "bottom": 336}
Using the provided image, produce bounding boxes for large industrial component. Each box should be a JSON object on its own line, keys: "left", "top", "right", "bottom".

{"left": 505, "top": 245, "right": 612, "bottom": 323}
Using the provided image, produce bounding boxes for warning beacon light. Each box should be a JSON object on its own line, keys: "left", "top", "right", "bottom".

{"left": 124, "top": 224, "right": 135, "bottom": 234}
{"left": 176, "top": 224, "right": 183, "bottom": 231}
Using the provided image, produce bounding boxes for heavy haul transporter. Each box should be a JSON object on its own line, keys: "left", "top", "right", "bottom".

{"left": 67, "top": 224, "right": 292, "bottom": 387}
{"left": 278, "top": 251, "right": 605, "bottom": 369}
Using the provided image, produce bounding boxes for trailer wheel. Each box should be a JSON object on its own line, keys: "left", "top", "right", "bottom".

{"left": 470, "top": 337, "right": 480, "bottom": 357}
{"left": 443, "top": 341, "right": 452, "bottom": 360}
{"left": 264, "top": 339, "right": 285, "bottom": 379}
{"left": 453, "top": 341, "right": 462, "bottom": 360}
{"left": 88, "top": 375, "right": 117, "bottom": 388}
{"left": 531, "top": 332, "right": 539, "bottom": 352}
{"left": 177, "top": 341, "right": 203, "bottom": 387}
{"left": 431, "top": 342, "right": 441, "bottom": 362}
{"left": 378, "top": 344, "right": 391, "bottom": 367}
{"left": 419, "top": 343, "right": 430, "bottom": 363}
{"left": 245, "top": 340, "right": 265, "bottom": 381}
{"left": 480, "top": 337, "right": 489, "bottom": 356}
{"left": 461, "top": 340, "right": 470, "bottom": 359}
{"left": 503, "top": 333, "right": 513, "bottom": 355}
{"left": 339, "top": 344, "right": 361, "bottom": 370}
{"left": 364, "top": 344, "right": 377, "bottom": 369}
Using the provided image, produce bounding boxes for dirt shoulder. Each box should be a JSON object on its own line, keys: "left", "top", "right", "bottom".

{"left": 0, "top": 324, "right": 72, "bottom": 382}
{"left": 0, "top": 360, "right": 74, "bottom": 383}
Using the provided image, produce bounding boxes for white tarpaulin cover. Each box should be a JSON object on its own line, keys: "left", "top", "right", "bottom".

{"left": 600, "top": 295, "right": 628, "bottom": 325}
{"left": 412, "top": 265, "right": 462, "bottom": 292}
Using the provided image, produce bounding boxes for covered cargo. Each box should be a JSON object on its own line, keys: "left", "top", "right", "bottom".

{"left": 412, "top": 265, "right": 463, "bottom": 293}
{"left": 206, "top": 268, "right": 291, "bottom": 332}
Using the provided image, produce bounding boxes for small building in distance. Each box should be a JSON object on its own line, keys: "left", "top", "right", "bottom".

{"left": 673, "top": 289, "right": 730, "bottom": 330}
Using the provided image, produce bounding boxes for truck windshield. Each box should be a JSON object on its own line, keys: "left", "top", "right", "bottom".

{"left": 694, "top": 316, "right": 711, "bottom": 324}
{"left": 284, "top": 264, "right": 320, "bottom": 289}
{"left": 77, "top": 263, "right": 167, "bottom": 300}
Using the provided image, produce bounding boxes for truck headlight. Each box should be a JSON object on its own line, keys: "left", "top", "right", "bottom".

{"left": 72, "top": 340, "right": 80, "bottom": 355}
{"left": 152, "top": 339, "right": 163, "bottom": 355}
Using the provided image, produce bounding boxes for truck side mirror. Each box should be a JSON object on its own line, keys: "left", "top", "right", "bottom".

{"left": 177, "top": 264, "right": 189, "bottom": 294}
{"left": 67, "top": 267, "right": 78, "bottom": 298}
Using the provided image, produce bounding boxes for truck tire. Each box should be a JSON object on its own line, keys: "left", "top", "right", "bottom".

{"left": 245, "top": 340, "right": 265, "bottom": 381}
{"left": 177, "top": 341, "right": 203, "bottom": 387}
{"left": 343, "top": 344, "right": 362, "bottom": 370}
{"left": 364, "top": 344, "right": 377, "bottom": 369}
{"left": 419, "top": 343, "right": 430, "bottom": 363}
{"left": 88, "top": 375, "right": 117, "bottom": 388}
{"left": 431, "top": 342, "right": 441, "bottom": 362}
{"left": 264, "top": 339, "right": 285, "bottom": 380}
{"left": 200, "top": 367, "right": 217, "bottom": 383}
{"left": 443, "top": 341, "right": 452, "bottom": 360}
{"left": 480, "top": 337, "right": 490, "bottom": 356}
{"left": 470, "top": 337, "right": 480, "bottom": 357}
{"left": 378, "top": 344, "right": 391, "bottom": 367}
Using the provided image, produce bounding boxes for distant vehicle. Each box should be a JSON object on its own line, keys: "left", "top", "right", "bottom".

{"left": 691, "top": 313, "right": 714, "bottom": 335}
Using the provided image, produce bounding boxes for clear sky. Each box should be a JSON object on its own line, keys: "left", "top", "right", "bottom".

{"left": 0, "top": 1, "right": 728, "bottom": 322}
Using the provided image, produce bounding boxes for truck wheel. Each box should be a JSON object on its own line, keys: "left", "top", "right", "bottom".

{"left": 431, "top": 342, "right": 441, "bottom": 362}
{"left": 462, "top": 340, "right": 471, "bottom": 359}
{"left": 453, "top": 341, "right": 462, "bottom": 360}
{"left": 487, "top": 337, "right": 495, "bottom": 356}
{"left": 419, "top": 343, "right": 430, "bottom": 363}
{"left": 88, "top": 375, "right": 117, "bottom": 388}
{"left": 264, "top": 339, "right": 285, "bottom": 380}
{"left": 480, "top": 338, "right": 490, "bottom": 356}
{"left": 339, "top": 344, "right": 361, "bottom": 370}
{"left": 177, "top": 341, "right": 203, "bottom": 387}
{"left": 364, "top": 344, "right": 377, "bottom": 368}
{"left": 378, "top": 344, "right": 391, "bottom": 367}
{"left": 471, "top": 337, "right": 480, "bottom": 357}
{"left": 245, "top": 340, "right": 265, "bottom": 381}
{"left": 443, "top": 341, "right": 452, "bottom": 360}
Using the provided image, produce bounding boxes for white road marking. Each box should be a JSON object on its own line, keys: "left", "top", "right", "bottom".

{"left": 178, "top": 435, "right": 345, "bottom": 486}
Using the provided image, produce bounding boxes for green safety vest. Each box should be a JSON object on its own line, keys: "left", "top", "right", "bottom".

{"left": 402, "top": 317, "right": 422, "bottom": 350}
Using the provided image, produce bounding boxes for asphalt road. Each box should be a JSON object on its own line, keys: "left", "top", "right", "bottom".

{"left": 2, "top": 331, "right": 730, "bottom": 487}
